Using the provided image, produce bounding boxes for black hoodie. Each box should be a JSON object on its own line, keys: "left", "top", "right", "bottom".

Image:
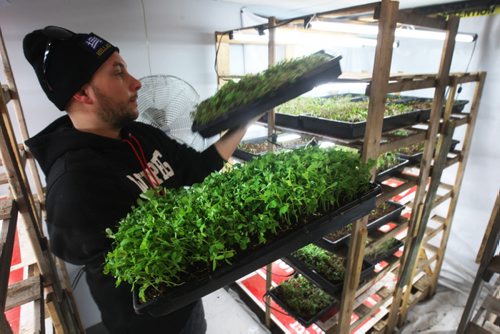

{"left": 26, "top": 115, "right": 224, "bottom": 333}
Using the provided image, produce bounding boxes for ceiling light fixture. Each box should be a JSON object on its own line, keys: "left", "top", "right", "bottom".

{"left": 309, "top": 21, "right": 477, "bottom": 43}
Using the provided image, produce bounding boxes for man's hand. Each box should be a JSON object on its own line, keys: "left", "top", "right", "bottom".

{"left": 214, "top": 112, "right": 265, "bottom": 161}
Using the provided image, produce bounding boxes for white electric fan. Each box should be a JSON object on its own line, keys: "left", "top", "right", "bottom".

{"left": 136, "top": 75, "right": 211, "bottom": 151}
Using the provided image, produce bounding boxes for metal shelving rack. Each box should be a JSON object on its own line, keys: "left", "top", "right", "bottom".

{"left": 214, "top": 1, "right": 486, "bottom": 332}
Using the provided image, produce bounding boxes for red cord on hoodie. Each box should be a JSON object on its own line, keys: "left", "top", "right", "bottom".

{"left": 122, "top": 134, "right": 161, "bottom": 190}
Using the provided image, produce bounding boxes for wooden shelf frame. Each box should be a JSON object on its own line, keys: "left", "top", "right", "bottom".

{"left": 214, "top": 0, "right": 486, "bottom": 332}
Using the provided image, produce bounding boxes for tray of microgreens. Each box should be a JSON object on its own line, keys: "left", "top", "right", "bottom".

{"left": 104, "top": 146, "right": 379, "bottom": 317}
{"left": 272, "top": 94, "right": 433, "bottom": 139}
{"left": 267, "top": 274, "right": 337, "bottom": 327}
{"left": 282, "top": 244, "right": 373, "bottom": 296}
{"left": 191, "top": 51, "right": 342, "bottom": 137}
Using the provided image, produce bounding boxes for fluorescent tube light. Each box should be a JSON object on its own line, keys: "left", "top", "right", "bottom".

{"left": 309, "top": 21, "right": 477, "bottom": 43}
{"left": 232, "top": 29, "right": 382, "bottom": 47}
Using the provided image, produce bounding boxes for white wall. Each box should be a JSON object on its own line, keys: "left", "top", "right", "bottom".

{"left": 1, "top": 0, "right": 499, "bottom": 329}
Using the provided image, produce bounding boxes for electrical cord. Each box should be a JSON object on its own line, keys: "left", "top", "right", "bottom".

{"left": 457, "top": 38, "right": 477, "bottom": 95}
{"left": 72, "top": 266, "right": 86, "bottom": 290}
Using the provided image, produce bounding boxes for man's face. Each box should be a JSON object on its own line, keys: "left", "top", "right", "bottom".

{"left": 87, "top": 52, "right": 142, "bottom": 129}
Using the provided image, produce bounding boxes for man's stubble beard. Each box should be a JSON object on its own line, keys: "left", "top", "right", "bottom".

{"left": 91, "top": 84, "right": 138, "bottom": 129}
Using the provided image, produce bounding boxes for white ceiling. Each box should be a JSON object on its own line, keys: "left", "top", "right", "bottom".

{"left": 214, "top": 0, "right": 467, "bottom": 19}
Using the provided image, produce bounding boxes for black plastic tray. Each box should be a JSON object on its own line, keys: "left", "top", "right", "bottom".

{"left": 192, "top": 54, "right": 342, "bottom": 138}
{"left": 282, "top": 254, "right": 373, "bottom": 296}
{"left": 376, "top": 158, "right": 410, "bottom": 182}
{"left": 397, "top": 139, "right": 459, "bottom": 164}
{"left": 233, "top": 134, "right": 318, "bottom": 161}
{"left": 317, "top": 200, "right": 404, "bottom": 251}
{"left": 133, "top": 184, "right": 380, "bottom": 317}
{"left": 365, "top": 238, "right": 404, "bottom": 265}
{"left": 396, "top": 151, "right": 423, "bottom": 164}
{"left": 298, "top": 109, "right": 424, "bottom": 139}
{"left": 268, "top": 280, "right": 337, "bottom": 327}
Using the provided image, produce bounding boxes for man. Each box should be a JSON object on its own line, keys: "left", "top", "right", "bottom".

{"left": 23, "top": 26, "right": 249, "bottom": 333}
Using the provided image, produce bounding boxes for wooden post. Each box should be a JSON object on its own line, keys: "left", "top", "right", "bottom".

{"left": 264, "top": 16, "right": 277, "bottom": 329}
{"left": 267, "top": 17, "right": 277, "bottom": 149}
{"left": 337, "top": 1, "right": 399, "bottom": 333}
{"left": 214, "top": 32, "right": 230, "bottom": 88}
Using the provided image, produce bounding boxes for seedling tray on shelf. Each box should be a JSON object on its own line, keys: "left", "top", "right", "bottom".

{"left": 233, "top": 134, "right": 317, "bottom": 161}
{"left": 282, "top": 255, "right": 373, "bottom": 296}
{"left": 298, "top": 109, "right": 425, "bottom": 139}
{"left": 192, "top": 54, "right": 342, "bottom": 138}
{"left": 257, "top": 112, "right": 302, "bottom": 129}
{"left": 365, "top": 238, "right": 404, "bottom": 265}
{"left": 316, "top": 200, "right": 404, "bottom": 251}
{"left": 396, "top": 139, "right": 459, "bottom": 164}
{"left": 267, "top": 280, "right": 338, "bottom": 327}
{"left": 133, "top": 184, "right": 380, "bottom": 317}
{"left": 376, "top": 158, "right": 410, "bottom": 182}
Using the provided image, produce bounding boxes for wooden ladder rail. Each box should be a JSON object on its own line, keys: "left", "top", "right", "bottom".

{"left": 0, "top": 26, "right": 84, "bottom": 333}
{"left": 0, "top": 26, "right": 44, "bottom": 209}
{"left": 457, "top": 191, "right": 500, "bottom": 333}
{"left": 385, "top": 13, "right": 461, "bottom": 332}
{"left": 428, "top": 72, "right": 486, "bottom": 295}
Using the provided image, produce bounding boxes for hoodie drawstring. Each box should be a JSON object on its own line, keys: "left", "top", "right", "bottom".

{"left": 122, "top": 134, "right": 161, "bottom": 190}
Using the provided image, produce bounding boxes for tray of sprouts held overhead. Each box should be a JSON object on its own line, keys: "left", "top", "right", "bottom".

{"left": 191, "top": 51, "right": 342, "bottom": 138}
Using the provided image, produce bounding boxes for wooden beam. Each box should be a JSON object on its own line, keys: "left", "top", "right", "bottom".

{"left": 379, "top": 130, "right": 426, "bottom": 154}
{"left": 397, "top": 10, "right": 448, "bottom": 30}
{"left": 4, "top": 275, "right": 42, "bottom": 311}
{"left": 0, "top": 200, "right": 18, "bottom": 314}
{"left": 1, "top": 85, "right": 11, "bottom": 104}
{"left": 385, "top": 77, "right": 437, "bottom": 93}
{"left": 338, "top": 1, "right": 399, "bottom": 333}
{"left": 264, "top": 16, "right": 276, "bottom": 331}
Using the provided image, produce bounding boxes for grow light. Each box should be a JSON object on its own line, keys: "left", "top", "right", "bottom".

{"left": 309, "top": 21, "right": 477, "bottom": 43}
{"left": 232, "top": 29, "right": 382, "bottom": 48}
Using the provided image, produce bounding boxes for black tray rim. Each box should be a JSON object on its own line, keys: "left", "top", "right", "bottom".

{"left": 375, "top": 157, "right": 410, "bottom": 182}
{"left": 267, "top": 280, "right": 338, "bottom": 328}
{"left": 317, "top": 200, "right": 405, "bottom": 250}
{"left": 132, "top": 183, "right": 380, "bottom": 317}
{"left": 296, "top": 108, "right": 426, "bottom": 139}
{"left": 192, "top": 53, "right": 343, "bottom": 137}
{"left": 282, "top": 253, "right": 373, "bottom": 296}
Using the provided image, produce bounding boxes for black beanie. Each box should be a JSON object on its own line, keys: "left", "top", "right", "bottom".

{"left": 23, "top": 26, "right": 118, "bottom": 111}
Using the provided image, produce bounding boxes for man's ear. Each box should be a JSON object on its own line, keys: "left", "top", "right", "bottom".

{"left": 72, "top": 85, "right": 93, "bottom": 105}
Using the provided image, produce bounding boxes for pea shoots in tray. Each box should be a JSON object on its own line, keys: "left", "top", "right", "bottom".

{"left": 191, "top": 51, "right": 342, "bottom": 138}
{"left": 104, "top": 146, "right": 380, "bottom": 317}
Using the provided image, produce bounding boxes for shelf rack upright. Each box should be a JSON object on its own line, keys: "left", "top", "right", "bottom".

{"left": 213, "top": 1, "right": 486, "bottom": 332}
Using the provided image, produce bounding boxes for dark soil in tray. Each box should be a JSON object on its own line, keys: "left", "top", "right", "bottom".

{"left": 268, "top": 275, "right": 336, "bottom": 327}
{"left": 283, "top": 245, "right": 373, "bottom": 295}
{"left": 321, "top": 201, "right": 404, "bottom": 248}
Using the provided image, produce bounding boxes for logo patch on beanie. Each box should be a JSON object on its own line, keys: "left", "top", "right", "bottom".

{"left": 82, "top": 33, "right": 112, "bottom": 57}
